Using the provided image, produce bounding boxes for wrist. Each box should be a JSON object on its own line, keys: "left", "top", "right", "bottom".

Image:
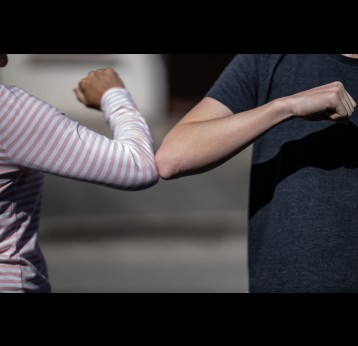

{"left": 100, "top": 87, "right": 127, "bottom": 111}
{"left": 270, "top": 97, "right": 296, "bottom": 123}
{"left": 100, "top": 87, "right": 138, "bottom": 122}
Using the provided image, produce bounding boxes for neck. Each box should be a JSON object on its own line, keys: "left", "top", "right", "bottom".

{"left": 342, "top": 54, "right": 358, "bottom": 59}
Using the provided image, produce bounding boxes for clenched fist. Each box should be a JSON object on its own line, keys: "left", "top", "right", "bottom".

{"left": 285, "top": 81, "right": 357, "bottom": 124}
{"left": 74, "top": 68, "right": 125, "bottom": 110}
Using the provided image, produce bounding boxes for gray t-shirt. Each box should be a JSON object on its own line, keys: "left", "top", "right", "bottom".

{"left": 207, "top": 54, "right": 358, "bottom": 292}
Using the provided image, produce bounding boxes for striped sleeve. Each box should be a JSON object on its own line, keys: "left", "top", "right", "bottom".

{"left": 0, "top": 86, "right": 159, "bottom": 190}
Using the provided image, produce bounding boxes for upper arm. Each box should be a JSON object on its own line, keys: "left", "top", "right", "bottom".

{"left": 177, "top": 97, "right": 234, "bottom": 126}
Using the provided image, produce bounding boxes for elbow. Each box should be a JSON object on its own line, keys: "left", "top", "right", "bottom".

{"left": 109, "top": 160, "right": 159, "bottom": 191}
{"left": 135, "top": 154, "right": 161, "bottom": 190}
{"left": 155, "top": 148, "right": 180, "bottom": 180}
{"left": 142, "top": 168, "right": 160, "bottom": 189}
{"left": 131, "top": 162, "right": 160, "bottom": 191}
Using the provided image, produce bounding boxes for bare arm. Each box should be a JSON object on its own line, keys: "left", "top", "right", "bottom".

{"left": 156, "top": 82, "right": 356, "bottom": 179}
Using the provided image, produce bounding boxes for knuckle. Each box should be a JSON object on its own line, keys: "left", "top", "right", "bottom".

{"left": 79, "top": 79, "right": 87, "bottom": 89}
{"left": 105, "top": 68, "right": 115, "bottom": 76}
{"left": 335, "top": 81, "right": 344, "bottom": 91}
{"left": 329, "top": 91, "right": 339, "bottom": 101}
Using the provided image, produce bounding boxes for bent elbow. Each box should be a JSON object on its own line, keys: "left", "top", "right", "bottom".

{"left": 108, "top": 159, "right": 159, "bottom": 191}
{"left": 155, "top": 149, "right": 179, "bottom": 180}
{"left": 139, "top": 168, "right": 160, "bottom": 190}
{"left": 129, "top": 160, "right": 159, "bottom": 191}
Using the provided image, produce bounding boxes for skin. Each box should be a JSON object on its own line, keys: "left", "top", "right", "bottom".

{"left": 156, "top": 70, "right": 357, "bottom": 179}
{"left": 74, "top": 68, "right": 125, "bottom": 110}
{"left": 2, "top": 54, "right": 357, "bottom": 181}
{"left": 342, "top": 54, "right": 358, "bottom": 59}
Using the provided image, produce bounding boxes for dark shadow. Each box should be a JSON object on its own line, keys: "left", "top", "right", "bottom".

{"left": 249, "top": 122, "right": 358, "bottom": 218}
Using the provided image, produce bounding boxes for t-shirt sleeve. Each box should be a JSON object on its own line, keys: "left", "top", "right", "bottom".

{"left": 206, "top": 54, "right": 259, "bottom": 114}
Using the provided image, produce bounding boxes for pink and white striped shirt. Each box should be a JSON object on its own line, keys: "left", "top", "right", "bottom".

{"left": 0, "top": 85, "right": 158, "bottom": 293}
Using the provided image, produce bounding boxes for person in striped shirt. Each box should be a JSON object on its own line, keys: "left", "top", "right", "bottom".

{"left": 0, "top": 54, "right": 159, "bottom": 293}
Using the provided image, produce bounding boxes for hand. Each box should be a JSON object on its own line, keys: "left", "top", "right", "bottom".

{"left": 74, "top": 68, "right": 125, "bottom": 110}
{"left": 285, "top": 81, "right": 356, "bottom": 124}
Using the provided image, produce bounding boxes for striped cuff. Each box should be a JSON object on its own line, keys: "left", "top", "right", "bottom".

{"left": 100, "top": 87, "right": 138, "bottom": 122}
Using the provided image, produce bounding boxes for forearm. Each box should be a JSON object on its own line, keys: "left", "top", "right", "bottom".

{"left": 156, "top": 98, "right": 292, "bottom": 179}
{"left": 73, "top": 69, "right": 159, "bottom": 189}
{"left": 64, "top": 88, "right": 158, "bottom": 190}
{"left": 101, "top": 88, "right": 159, "bottom": 189}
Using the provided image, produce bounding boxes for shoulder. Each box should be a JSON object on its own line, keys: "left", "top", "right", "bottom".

{"left": 0, "top": 84, "right": 54, "bottom": 110}
{"left": 230, "top": 54, "right": 285, "bottom": 65}
{"left": 222, "top": 54, "right": 287, "bottom": 78}
{"left": 0, "top": 84, "right": 32, "bottom": 102}
{"left": 0, "top": 84, "right": 59, "bottom": 122}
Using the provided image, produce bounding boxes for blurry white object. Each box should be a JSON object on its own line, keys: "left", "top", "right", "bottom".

{"left": 1, "top": 54, "right": 168, "bottom": 120}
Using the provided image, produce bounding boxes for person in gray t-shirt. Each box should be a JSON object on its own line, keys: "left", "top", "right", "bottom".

{"left": 155, "top": 54, "right": 358, "bottom": 292}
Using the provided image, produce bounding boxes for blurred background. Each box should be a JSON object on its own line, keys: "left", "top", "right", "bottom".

{"left": 0, "top": 54, "right": 252, "bottom": 292}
